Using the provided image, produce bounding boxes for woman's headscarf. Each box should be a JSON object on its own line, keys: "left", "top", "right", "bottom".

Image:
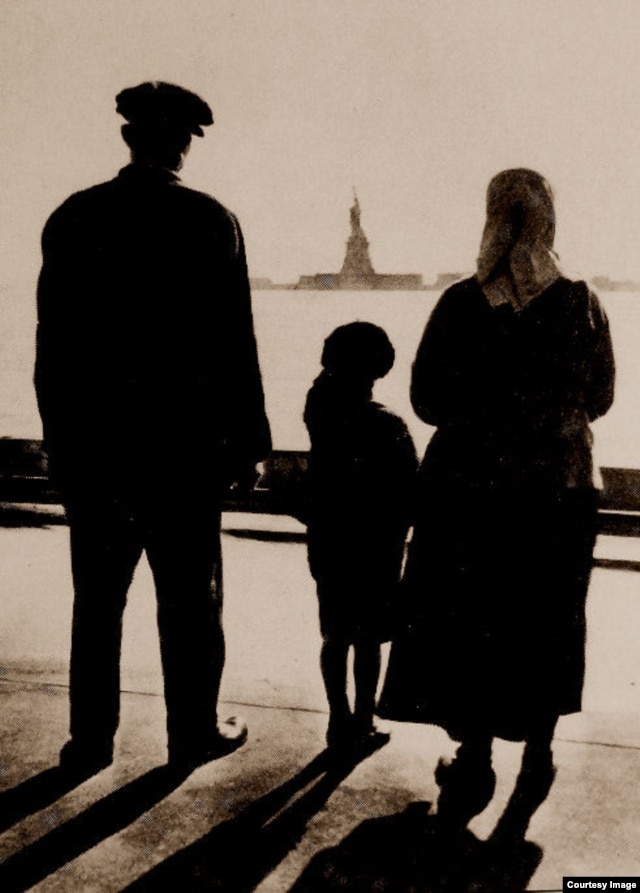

{"left": 476, "top": 168, "right": 562, "bottom": 311}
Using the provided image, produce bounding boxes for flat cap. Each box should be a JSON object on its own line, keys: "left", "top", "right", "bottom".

{"left": 116, "top": 81, "right": 213, "bottom": 136}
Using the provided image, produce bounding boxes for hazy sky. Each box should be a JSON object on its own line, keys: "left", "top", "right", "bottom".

{"left": 2, "top": 0, "right": 640, "bottom": 288}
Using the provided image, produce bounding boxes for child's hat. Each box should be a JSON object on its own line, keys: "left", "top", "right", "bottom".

{"left": 321, "top": 321, "right": 395, "bottom": 380}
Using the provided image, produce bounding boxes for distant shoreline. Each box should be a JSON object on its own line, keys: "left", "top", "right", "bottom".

{"left": 249, "top": 275, "right": 640, "bottom": 293}
{"left": 249, "top": 196, "right": 640, "bottom": 294}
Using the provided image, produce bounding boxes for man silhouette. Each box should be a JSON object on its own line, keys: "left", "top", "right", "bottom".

{"left": 35, "top": 81, "right": 271, "bottom": 773}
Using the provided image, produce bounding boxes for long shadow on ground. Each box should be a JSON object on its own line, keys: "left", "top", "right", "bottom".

{"left": 125, "top": 742, "right": 385, "bottom": 892}
{"left": 289, "top": 801, "right": 543, "bottom": 892}
{"left": 0, "top": 765, "right": 96, "bottom": 835}
{"left": 0, "top": 764, "right": 191, "bottom": 893}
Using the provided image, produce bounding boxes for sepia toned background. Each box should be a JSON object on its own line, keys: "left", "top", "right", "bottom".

{"left": 0, "top": 2, "right": 639, "bottom": 890}
{"left": 3, "top": 0, "right": 640, "bottom": 285}
{"left": 2, "top": 0, "right": 640, "bottom": 455}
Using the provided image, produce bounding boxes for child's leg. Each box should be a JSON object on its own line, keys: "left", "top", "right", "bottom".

{"left": 320, "top": 633, "right": 351, "bottom": 745}
{"left": 352, "top": 637, "right": 382, "bottom": 734}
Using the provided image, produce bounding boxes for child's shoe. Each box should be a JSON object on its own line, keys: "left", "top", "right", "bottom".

{"left": 352, "top": 715, "right": 391, "bottom": 752}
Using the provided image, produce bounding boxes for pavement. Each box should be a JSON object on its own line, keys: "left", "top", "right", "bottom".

{"left": 0, "top": 512, "right": 639, "bottom": 892}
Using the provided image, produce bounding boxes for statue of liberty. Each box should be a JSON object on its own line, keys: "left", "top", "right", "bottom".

{"left": 340, "top": 191, "right": 375, "bottom": 287}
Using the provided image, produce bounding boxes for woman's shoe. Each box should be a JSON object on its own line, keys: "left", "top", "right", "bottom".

{"left": 490, "top": 754, "right": 556, "bottom": 843}
{"left": 435, "top": 750, "right": 496, "bottom": 833}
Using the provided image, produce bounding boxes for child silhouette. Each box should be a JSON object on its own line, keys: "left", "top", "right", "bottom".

{"left": 304, "top": 322, "right": 417, "bottom": 750}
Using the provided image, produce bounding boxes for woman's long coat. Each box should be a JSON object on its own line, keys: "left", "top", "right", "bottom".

{"left": 379, "top": 276, "right": 615, "bottom": 740}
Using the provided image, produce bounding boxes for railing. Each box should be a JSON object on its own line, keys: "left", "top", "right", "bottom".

{"left": 0, "top": 439, "right": 308, "bottom": 521}
{"left": 1, "top": 438, "right": 639, "bottom": 536}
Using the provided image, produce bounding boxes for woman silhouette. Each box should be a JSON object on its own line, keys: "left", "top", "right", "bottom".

{"left": 380, "top": 168, "right": 615, "bottom": 833}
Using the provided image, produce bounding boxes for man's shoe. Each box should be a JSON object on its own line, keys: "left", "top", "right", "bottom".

{"left": 326, "top": 712, "right": 354, "bottom": 751}
{"left": 168, "top": 716, "right": 248, "bottom": 769}
{"left": 59, "top": 739, "right": 113, "bottom": 778}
